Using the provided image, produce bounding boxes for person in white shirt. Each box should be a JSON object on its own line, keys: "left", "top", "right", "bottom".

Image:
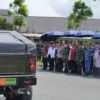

{"left": 47, "top": 41, "right": 56, "bottom": 71}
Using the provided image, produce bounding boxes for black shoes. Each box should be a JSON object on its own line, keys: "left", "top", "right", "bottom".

{"left": 42, "top": 68, "right": 47, "bottom": 70}
{"left": 64, "top": 69, "right": 68, "bottom": 73}
{"left": 48, "top": 69, "right": 53, "bottom": 71}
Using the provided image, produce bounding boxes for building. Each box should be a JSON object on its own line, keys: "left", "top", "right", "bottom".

{"left": 1, "top": 15, "right": 100, "bottom": 33}
{"left": 0, "top": 9, "right": 9, "bottom": 16}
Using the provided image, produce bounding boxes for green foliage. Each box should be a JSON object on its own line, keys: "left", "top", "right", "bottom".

{"left": 0, "top": 16, "right": 13, "bottom": 30}
{"left": 8, "top": 11, "right": 13, "bottom": 16}
{"left": 67, "top": 0, "right": 93, "bottom": 30}
{"left": 25, "top": 27, "right": 36, "bottom": 33}
{"left": 8, "top": 0, "right": 28, "bottom": 31}
{"left": 96, "top": 30, "right": 100, "bottom": 32}
{"left": 13, "top": 0, "right": 25, "bottom": 6}
{"left": 82, "top": 40, "right": 90, "bottom": 46}
{"left": 67, "top": 13, "right": 76, "bottom": 29}
{"left": 13, "top": 16, "right": 26, "bottom": 31}
{"left": 32, "top": 30, "right": 36, "bottom": 33}
{"left": 9, "top": 0, "right": 28, "bottom": 16}
{"left": 13, "top": 16, "right": 26, "bottom": 27}
{"left": 93, "top": 0, "right": 100, "bottom": 1}
{"left": 26, "top": 27, "right": 30, "bottom": 33}
{"left": 18, "top": 5, "right": 28, "bottom": 16}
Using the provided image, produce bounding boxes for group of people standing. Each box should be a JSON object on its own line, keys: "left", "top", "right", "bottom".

{"left": 42, "top": 41, "right": 100, "bottom": 76}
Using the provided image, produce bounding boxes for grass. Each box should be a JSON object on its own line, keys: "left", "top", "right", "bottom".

{"left": 36, "top": 61, "right": 42, "bottom": 67}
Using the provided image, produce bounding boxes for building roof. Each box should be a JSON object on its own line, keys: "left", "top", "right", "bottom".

{"left": 0, "top": 9, "right": 9, "bottom": 16}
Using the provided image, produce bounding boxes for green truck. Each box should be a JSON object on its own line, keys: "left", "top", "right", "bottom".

{"left": 0, "top": 31, "right": 37, "bottom": 100}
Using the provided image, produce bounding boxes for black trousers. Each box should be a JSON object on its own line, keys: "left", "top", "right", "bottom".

{"left": 42, "top": 57, "right": 48, "bottom": 69}
{"left": 56, "top": 58, "right": 63, "bottom": 72}
{"left": 93, "top": 67, "right": 100, "bottom": 76}
{"left": 68, "top": 61, "right": 77, "bottom": 73}
{"left": 49, "top": 58, "right": 55, "bottom": 71}
{"left": 37, "top": 55, "right": 41, "bottom": 61}
{"left": 76, "top": 61, "right": 83, "bottom": 74}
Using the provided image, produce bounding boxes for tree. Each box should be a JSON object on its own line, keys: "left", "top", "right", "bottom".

{"left": 8, "top": 0, "right": 28, "bottom": 31}
{"left": 0, "top": 16, "right": 13, "bottom": 30}
{"left": 96, "top": 30, "right": 100, "bottom": 32}
{"left": 93, "top": 0, "right": 100, "bottom": 1}
{"left": 67, "top": 0, "right": 93, "bottom": 30}
{"left": 67, "top": 13, "right": 76, "bottom": 29}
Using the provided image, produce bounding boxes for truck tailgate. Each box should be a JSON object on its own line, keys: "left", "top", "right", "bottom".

{"left": 0, "top": 55, "right": 27, "bottom": 74}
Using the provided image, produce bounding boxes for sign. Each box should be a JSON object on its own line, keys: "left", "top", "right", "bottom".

{"left": 0, "top": 78, "right": 16, "bottom": 86}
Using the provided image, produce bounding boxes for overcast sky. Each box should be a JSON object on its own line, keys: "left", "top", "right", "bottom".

{"left": 0, "top": 0, "right": 100, "bottom": 18}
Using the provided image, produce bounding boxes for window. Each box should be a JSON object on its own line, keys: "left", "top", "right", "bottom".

{"left": 0, "top": 33, "right": 18, "bottom": 43}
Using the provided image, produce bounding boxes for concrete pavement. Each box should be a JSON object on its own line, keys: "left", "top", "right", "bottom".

{"left": 0, "top": 68, "right": 100, "bottom": 100}
{"left": 33, "top": 68, "right": 100, "bottom": 100}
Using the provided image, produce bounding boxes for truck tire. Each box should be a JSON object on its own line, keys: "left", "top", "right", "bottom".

{"left": 23, "top": 86, "right": 32, "bottom": 100}
{"left": 6, "top": 86, "right": 32, "bottom": 100}
{"left": 18, "top": 86, "right": 33, "bottom": 100}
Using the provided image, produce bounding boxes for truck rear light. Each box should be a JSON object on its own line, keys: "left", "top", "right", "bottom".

{"left": 30, "top": 65, "right": 36, "bottom": 70}
{"left": 29, "top": 57, "right": 36, "bottom": 71}
{"left": 30, "top": 58, "right": 34, "bottom": 63}
{"left": 26, "top": 80, "right": 31, "bottom": 84}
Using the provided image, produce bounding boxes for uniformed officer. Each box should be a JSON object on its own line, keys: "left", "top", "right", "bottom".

{"left": 62, "top": 42, "right": 70, "bottom": 73}
{"left": 75, "top": 44, "right": 84, "bottom": 74}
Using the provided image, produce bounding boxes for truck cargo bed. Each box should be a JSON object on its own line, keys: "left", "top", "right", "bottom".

{"left": 0, "top": 55, "right": 28, "bottom": 74}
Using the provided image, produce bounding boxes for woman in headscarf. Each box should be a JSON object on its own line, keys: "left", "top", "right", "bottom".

{"left": 84, "top": 45, "right": 93, "bottom": 75}
{"left": 93, "top": 44, "right": 100, "bottom": 76}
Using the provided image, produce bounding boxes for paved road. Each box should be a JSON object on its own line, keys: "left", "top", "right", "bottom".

{"left": 33, "top": 68, "right": 100, "bottom": 100}
{"left": 0, "top": 68, "right": 100, "bottom": 100}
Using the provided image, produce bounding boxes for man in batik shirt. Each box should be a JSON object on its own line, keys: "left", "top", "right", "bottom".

{"left": 75, "top": 44, "right": 84, "bottom": 74}
{"left": 62, "top": 42, "right": 70, "bottom": 73}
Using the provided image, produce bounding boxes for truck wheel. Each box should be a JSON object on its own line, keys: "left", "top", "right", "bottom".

{"left": 6, "top": 86, "right": 32, "bottom": 100}
{"left": 18, "top": 86, "right": 32, "bottom": 100}
{"left": 23, "top": 86, "right": 32, "bottom": 100}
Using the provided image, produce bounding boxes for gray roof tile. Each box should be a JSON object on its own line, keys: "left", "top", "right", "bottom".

{"left": 0, "top": 9, "right": 8, "bottom": 16}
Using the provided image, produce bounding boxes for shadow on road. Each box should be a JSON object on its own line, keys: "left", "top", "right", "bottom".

{"left": 37, "top": 68, "right": 100, "bottom": 80}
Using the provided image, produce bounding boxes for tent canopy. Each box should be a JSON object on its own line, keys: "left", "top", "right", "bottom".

{"left": 64, "top": 30, "right": 79, "bottom": 37}
{"left": 75, "top": 30, "right": 94, "bottom": 37}
{"left": 41, "top": 31, "right": 64, "bottom": 41}
{"left": 92, "top": 32, "right": 100, "bottom": 39}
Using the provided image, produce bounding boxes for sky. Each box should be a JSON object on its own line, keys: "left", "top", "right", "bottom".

{"left": 0, "top": 0, "right": 100, "bottom": 18}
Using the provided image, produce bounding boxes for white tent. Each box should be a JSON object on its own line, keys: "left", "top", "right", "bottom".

{"left": 23, "top": 33, "right": 42, "bottom": 39}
